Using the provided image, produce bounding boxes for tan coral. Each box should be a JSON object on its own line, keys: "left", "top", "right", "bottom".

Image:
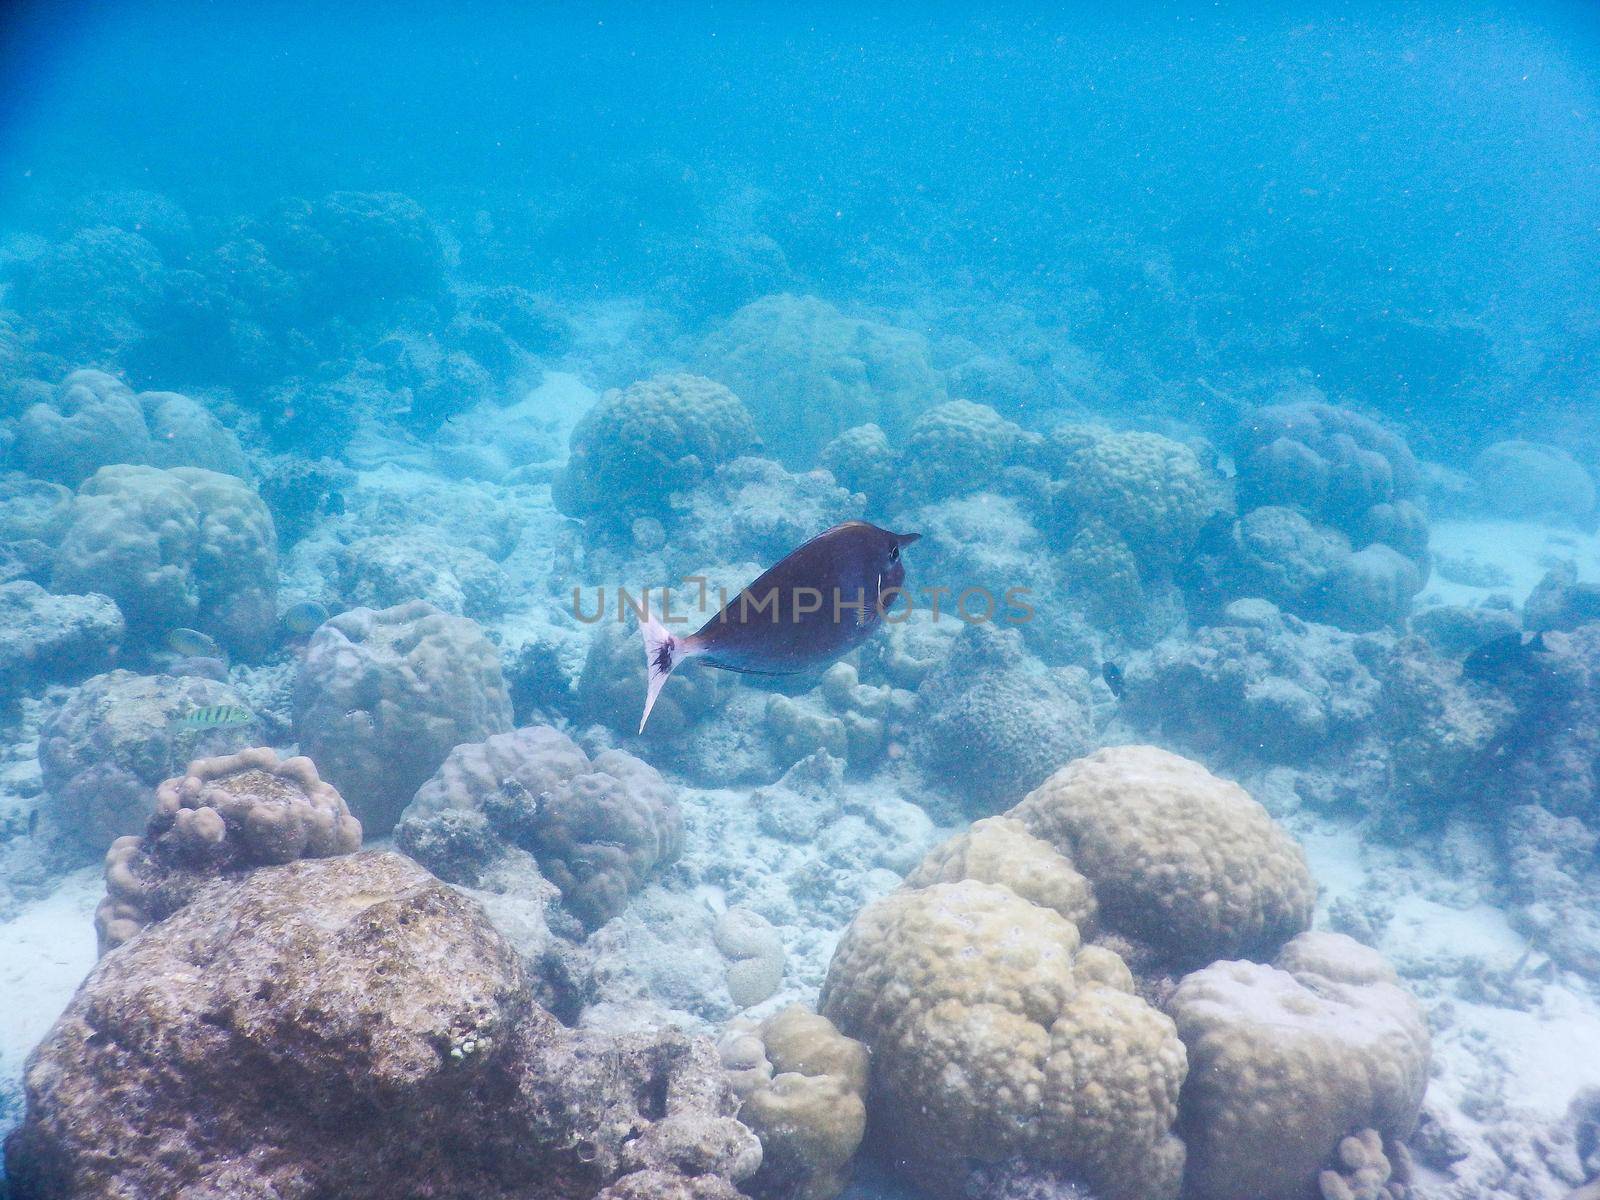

{"left": 819, "top": 879, "right": 1186, "bottom": 1200}
{"left": 1010, "top": 745, "right": 1313, "bottom": 967}
{"left": 1168, "top": 932, "right": 1431, "bottom": 1200}
{"left": 722, "top": 1006, "right": 869, "bottom": 1200}
{"left": 903, "top": 815, "right": 1097, "bottom": 931}
{"left": 95, "top": 746, "right": 361, "bottom": 954}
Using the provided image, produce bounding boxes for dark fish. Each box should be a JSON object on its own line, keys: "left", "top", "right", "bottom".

{"left": 281, "top": 600, "right": 331, "bottom": 635}
{"left": 1102, "top": 661, "right": 1125, "bottom": 699}
{"left": 1462, "top": 631, "right": 1550, "bottom": 685}
{"left": 638, "top": 521, "right": 918, "bottom": 731}
{"left": 169, "top": 704, "right": 254, "bottom": 733}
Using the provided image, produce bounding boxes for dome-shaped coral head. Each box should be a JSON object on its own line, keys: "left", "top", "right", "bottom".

{"left": 637, "top": 521, "right": 918, "bottom": 733}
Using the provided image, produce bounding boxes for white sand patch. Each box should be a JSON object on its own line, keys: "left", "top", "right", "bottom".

{"left": 0, "top": 866, "right": 99, "bottom": 1083}
{"left": 1422, "top": 517, "right": 1600, "bottom": 608}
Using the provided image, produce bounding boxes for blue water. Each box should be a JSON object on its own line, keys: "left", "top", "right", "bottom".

{"left": 2, "top": 3, "right": 1600, "bottom": 1199}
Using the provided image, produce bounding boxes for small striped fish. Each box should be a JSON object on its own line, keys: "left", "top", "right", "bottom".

{"left": 169, "top": 704, "right": 254, "bottom": 732}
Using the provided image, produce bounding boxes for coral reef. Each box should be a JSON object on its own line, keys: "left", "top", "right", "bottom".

{"left": 817, "top": 423, "right": 897, "bottom": 503}
{"left": 714, "top": 906, "right": 787, "bottom": 1009}
{"left": 697, "top": 294, "right": 945, "bottom": 465}
{"left": 554, "top": 372, "right": 758, "bottom": 535}
{"left": 94, "top": 745, "right": 362, "bottom": 953}
{"left": 51, "top": 463, "right": 278, "bottom": 657}
{"left": 396, "top": 725, "right": 682, "bottom": 931}
{"left": 820, "top": 878, "right": 1188, "bottom": 1200}
{"left": 293, "top": 601, "right": 513, "bottom": 834}
{"left": 38, "top": 669, "right": 261, "bottom": 856}
{"left": 0, "top": 582, "right": 123, "bottom": 712}
{"left": 721, "top": 1006, "right": 869, "bottom": 1200}
{"left": 912, "top": 622, "right": 1096, "bottom": 816}
{"left": 336, "top": 530, "right": 508, "bottom": 619}
{"left": 5, "top": 851, "right": 759, "bottom": 1199}
{"left": 902, "top": 400, "right": 1022, "bottom": 501}
{"left": 1050, "top": 429, "right": 1216, "bottom": 570}
{"left": 1168, "top": 932, "right": 1430, "bottom": 1200}
{"left": 903, "top": 815, "right": 1098, "bottom": 930}
{"left": 1011, "top": 745, "right": 1314, "bottom": 969}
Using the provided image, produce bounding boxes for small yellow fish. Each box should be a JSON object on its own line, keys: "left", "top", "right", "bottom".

{"left": 169, "top": 704, "right": 253, "bottom": 733}
{"left": 166, "top": 627, "right": 223, "bottom": 658}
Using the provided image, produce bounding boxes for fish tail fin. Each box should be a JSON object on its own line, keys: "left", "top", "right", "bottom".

{"left": 639, "top": 612, "right": 680, "bottom": 733}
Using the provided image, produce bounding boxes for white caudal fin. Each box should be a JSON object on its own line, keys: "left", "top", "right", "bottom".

{"left": 639, "top": 611, "right": 678, "bottom": 733}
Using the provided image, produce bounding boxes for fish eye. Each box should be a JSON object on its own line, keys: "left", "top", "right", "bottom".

{"left": 889, "top": 544, "right": 900, "bottom": 562}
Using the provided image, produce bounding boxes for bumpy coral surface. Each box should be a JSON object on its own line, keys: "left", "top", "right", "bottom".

{"left": 95, "top": 746, "right": 362, "bottom": 953}
{"left": 1052, "top": 430, "right": 1216, "bottom": 569}
{"left": 912, "top": 622, "right": 1096, "bottom": 815}
{"left": 337, "top": 530, "right": 507, "bottom": 619}
{"left": 1472, "top": 439, "right": 1596, "bottom": 525}
{"left": 6, "top": 851, "right": 759, "bottom": 1199}
{"left": 818, "top": 423, "right": 897, "bottom": 503}
{"left": 397, "top": 725, "right": 682, "bottom": 930}
{"left": 9, "top": 369, "right": 153, "bottom": 486}
{"left": 51, "top": 463, "right": 278, "bottom": 656}
{"left": 820, "top": 879, "right": 1187, "bottom": 1200}
{"left": 39, "top": 669, "right": 262, "bottom": 856}
{"left": 903, "top": 400, "right": 1021, "bottom": 500}
{"left": 554, "top": 372, "right": 758, "bottom": 532}
{"left": 697, "top": 293, "right": 945, "bottom": 465}
{"left": 1011, "top": 745, "right": 1314, "bottom": 968}
{"left": 722, "top": 1006, "right": 869, "bottom": 1200}
{"left": 294, "top": 600, "right": 513, "bottom": 834}
{"left": 1127, "top": 599, "right": 1383, "bottom": 762}
{"left": 904, "top": 814, "right": 1098, "bottom": 930}
{"left": 0, "top": 582, "right": 123, "bottom": 710}
{"left": 1168, "top": 932, "right": 1430, "bottom": 1200}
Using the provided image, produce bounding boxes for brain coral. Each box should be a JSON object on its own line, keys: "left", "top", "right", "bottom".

{"left": 50, "top": 463, "right": 278, "bottom": 657}
{"left": 553, "top": 372, "right": 758, "bottom": 533}
{"left": 1052, "top": 431, "right": 1216, "bottom": 570}
{"left": 1010, "top": 745, "right": 1313, "bottom": 968}
{"left": 911, "top": 622, "right": 1097, "bottom": 816}
{"left": 397, "top": 724, "right": 682, "bottom": 931}
{"left": 39, "top": 669, "right": 262, "bottom": 858}
{"left": 819, "top": 879, "right": 1187, "bottom": 1200}
{"left": 903, "top": 815, "right": 1098, "bottom": 931}
{"left": 293, "top": 600, "right": 513, "bottom": 835}
{"left": 95, "top": 745, "right": 362, "bottom": 953}
{"left": 697, "top": 293, "right": 946, "bottom": 466}
{"left": 1168, "top": 931, "right": 1430, "bottom": 1200}
{"left": 902, "top": 400, "right": 1021, "bottom": 501}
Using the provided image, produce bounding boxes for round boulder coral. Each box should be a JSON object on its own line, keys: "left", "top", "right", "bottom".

{"left": 1168, "top": 932, "right": 1430, "bottom": 1200}
{"left": 1052, "top": 431, "right": 1216, "bottom": 570}
{"left": 819, "top": 879, "right": 1187, "bottom": 1200}
{"left": 1472, "top": 439, "right": 1596, "bottom": 526}
{"left": 912, "top": 622, "right": 1097, "bottom": 816}
{"left": 293, "top": 600, "right": 513, "bottom": 835}
{"left": 1010, "top": 745, "right": 1313, "bottom": 968}
{"left": 554, "top": 372, "right": 758, "bottom": 533}
{"left": 697, "top": 294, "right": 945, "bottom": 466}
{"left": 397, "top": 725, "right": 682, "bottom": 930}
{"left": 903, "top": 400, "right": 1021, "bottom": 501}
{"left": 722, "top": 1006, "right": 869, "bottom": 1200}
{"left": 904, "top": 815, "right": 1098, "bottom": 930}
{"left": 51, "top": 463, "right": 278, "bottom": 656}
{"left": 95, "top": 745, "right": 362, "bottom": 953}
{"left": 10, "top": 370, "right": 153, "bottom": 486}
{"left": 818, "top": 423, "right": 898, "bottom": 502}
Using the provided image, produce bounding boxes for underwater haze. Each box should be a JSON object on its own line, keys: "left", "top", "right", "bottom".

{"left": 1, "top": 3, "right": 1599, "bottom": 1198}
